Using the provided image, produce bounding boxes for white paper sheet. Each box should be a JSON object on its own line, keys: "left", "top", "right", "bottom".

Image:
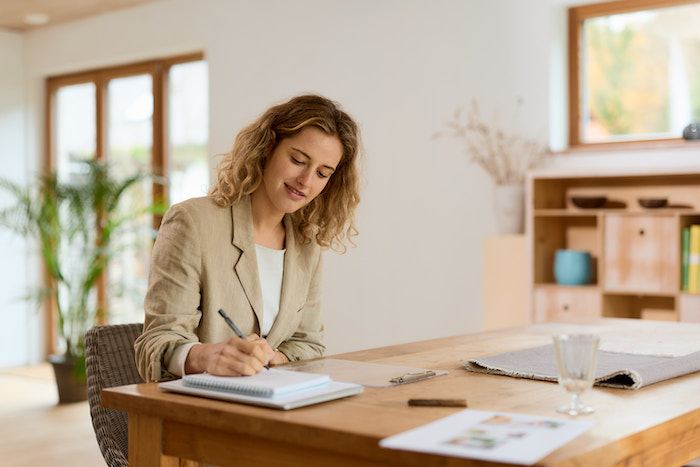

{"left": 379, "top": 409, "right": 593, "bottom": 465}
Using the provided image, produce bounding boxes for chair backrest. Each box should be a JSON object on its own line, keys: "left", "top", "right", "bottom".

{"left": 85, "top": 323, "right": 144, "bottom": 467}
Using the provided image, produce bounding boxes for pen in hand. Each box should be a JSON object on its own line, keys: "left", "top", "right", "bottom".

{"left": 218, "top": 308, "right": 269, "bottom": 370}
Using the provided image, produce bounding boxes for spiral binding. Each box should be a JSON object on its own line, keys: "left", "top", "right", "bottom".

{"left": 183, "top": 375, "right": 274, "bottom": 397}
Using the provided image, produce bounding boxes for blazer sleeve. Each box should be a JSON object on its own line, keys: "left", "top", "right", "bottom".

{"left": 134, "top": 203, "right": 203, "bottom": 382}
{"left": 277, "top": 252, "right": 325, "bottom": 361}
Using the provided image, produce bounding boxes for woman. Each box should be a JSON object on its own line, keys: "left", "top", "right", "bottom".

{"left": 135, "top": 94, "right": 361, "bottom": 382}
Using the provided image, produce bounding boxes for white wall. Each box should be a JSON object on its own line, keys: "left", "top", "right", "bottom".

{"left": 17, "top": 0, "right": 554, "bottom": 359}
{"left": 6, "top": 0, "right": 699, "bottom": 364}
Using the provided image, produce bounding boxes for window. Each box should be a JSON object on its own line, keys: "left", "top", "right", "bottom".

{"left": 569, "top": 0, "right": 700, "bottom": 146}
{"left": 167, "top": 61, "right": 210, "bottom": 204}
{"left": 47, "top": 54, "right": 209, "bottom": 340}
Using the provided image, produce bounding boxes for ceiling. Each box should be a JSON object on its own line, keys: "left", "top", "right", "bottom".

{"left": 0, "top": 0, "right": 165, "bottom": 31}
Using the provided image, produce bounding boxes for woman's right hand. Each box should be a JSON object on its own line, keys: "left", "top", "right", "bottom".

{"left": 184, "top": 337, "right": 270, "bottom": 376}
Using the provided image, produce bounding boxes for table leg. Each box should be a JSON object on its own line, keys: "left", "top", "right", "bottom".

{"left": 128, "top": 413, "right": 164, "bottom": 466}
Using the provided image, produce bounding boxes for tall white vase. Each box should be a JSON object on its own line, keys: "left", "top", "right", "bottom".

{"left": 494, "top": 184, "right": 525, "bottom": 235}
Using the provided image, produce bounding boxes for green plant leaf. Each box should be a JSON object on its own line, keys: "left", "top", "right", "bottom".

{"left": 0, "top": 160, "right": 169, "bottom": 376}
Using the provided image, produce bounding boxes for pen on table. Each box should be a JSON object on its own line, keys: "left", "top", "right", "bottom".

{"left": 408, "top": 398, "right": 468, "bottom": 407}
{"left": 389, "top": 370, "right": 436, "bottom": 384}
{"left": 218, "top": 308, "right": 269, "bottom": 370}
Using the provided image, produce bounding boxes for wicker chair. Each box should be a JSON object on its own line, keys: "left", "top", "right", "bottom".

{"left": 85, "top": 323, "right": 144, "bottom": 467}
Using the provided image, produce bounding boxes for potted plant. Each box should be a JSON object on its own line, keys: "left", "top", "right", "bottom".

{"left": 0, "top": 161, "right": 165, "bottom": 403}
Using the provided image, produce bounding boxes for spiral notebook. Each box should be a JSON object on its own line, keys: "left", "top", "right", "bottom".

{"left": 182, "top": 369, "right": 330, "bottom": 397}
{"left": 159, "top": 369, "right": 363, "bottom": 410}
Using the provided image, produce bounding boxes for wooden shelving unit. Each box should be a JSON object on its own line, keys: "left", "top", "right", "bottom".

{"left": 527, "top": 168, "right": 700, "bottom": 323}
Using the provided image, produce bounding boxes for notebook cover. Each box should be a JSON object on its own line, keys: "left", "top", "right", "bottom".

{"left": 159, "top": 379, "right": 363, "bottom": 410}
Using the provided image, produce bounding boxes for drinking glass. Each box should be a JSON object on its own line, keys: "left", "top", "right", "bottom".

{"left": 552, "top": 334, "right": 599, "bottom": 416}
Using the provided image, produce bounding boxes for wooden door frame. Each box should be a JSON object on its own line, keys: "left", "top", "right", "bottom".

{"left": 44, "top": 52, "right": 203, "bottom": 353}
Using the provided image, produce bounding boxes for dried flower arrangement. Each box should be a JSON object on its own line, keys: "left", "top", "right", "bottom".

{"left": 434, "top": 98, "right": 550, "bottom": 185}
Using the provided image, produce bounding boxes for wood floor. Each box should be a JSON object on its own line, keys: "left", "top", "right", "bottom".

{"left": 0, "top": 364, "right": 105, "bottom": 466}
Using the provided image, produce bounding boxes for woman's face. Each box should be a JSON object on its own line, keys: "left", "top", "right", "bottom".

{"left": 258, "top": 126, "right": 343, "bottom": 216}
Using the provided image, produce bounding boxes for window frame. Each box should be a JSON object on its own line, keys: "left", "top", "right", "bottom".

{"left": 44, "top": 52, "right": 204, "bottom": 353}
{"left": 568, "top": 0, "right": 700, "bottom": 148}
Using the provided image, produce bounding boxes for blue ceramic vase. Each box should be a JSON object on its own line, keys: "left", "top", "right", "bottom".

{"left": 554, "top": 249, "right": 591, "bottom": 286}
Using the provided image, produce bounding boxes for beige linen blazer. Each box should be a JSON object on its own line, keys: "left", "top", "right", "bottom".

{"left": 134, "top": 196, "right": 324, "bottom": 382}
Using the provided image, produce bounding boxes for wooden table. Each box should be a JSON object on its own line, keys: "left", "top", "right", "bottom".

{"left": 102, "top": 318, "right": 700, "bottom": 466}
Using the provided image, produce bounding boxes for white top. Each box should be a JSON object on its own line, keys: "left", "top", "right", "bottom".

{"left": 255, "top": 244, "right": 285, "bottom": 337}
{"left": 166, "top": 244, "right": 285, "bottom": 377}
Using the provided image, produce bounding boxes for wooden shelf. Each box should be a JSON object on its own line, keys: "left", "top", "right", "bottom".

{"left": 534, "top": 209, "right": 700, "bottom": 216}
{"left": 533, "top": 210, "right": 599, "bottom": 217}
{"left": 528, "top": 169, "right": 700, "bottom": 323}
{"left": 601, "top": 289, "right": 677, "bottom": 298}
{"left": 534, "top": 283, "right": 599, "bottom": 291}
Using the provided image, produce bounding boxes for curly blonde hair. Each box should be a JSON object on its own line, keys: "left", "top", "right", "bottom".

{"left": 210, "top": 94, "right": 361, "bottom": 252}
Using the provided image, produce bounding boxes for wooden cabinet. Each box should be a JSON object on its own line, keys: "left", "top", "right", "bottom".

{"left": 527, "top": 168, "right": 700, "bottom": 323}
{"left": 482, "top": 235, "right": 529, "bottom": 330}
{"left": 603, "top": 215, "right": 677, "bottom": 293}
{"left": 533, "top": 287, "right": 601, "bottom": 321}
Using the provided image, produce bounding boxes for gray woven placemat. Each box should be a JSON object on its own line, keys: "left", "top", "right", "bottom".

{"left": 462, "top": 345, "right": 700, "bottom": 389}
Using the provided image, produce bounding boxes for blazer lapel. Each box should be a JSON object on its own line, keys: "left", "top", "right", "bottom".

{"left": 266, "top": 215, "right": 311, "bottom": 345}
{"left": 230, "top": 198, "right": 264, "bottom": 332}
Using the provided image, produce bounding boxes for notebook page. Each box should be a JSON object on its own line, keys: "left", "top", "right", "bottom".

{"left": 182, "top": 369, "right": 330, "bottom": 397}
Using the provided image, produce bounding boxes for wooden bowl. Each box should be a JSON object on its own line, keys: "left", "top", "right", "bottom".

{"left": 571, "top": 196, "right": 607, "bottom": 209}
{"left": 638, "top": 198, "right": 667, "bottom": 209}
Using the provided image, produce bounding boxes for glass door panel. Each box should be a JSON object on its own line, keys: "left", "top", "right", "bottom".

{"left": 168, "top": 60, "right": 210, "bottom": 204}
{"left": 106, "top": 74, "right": 153, "bottom": 324}
{"left": 55, "top": 83, "right": 96, "bottom": 182}
{"left": 54, "top": 82, "right": 98, "bottom": 345}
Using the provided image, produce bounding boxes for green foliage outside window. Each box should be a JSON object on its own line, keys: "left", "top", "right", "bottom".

{"left": 582, "top": 3, "right": 700, "bottom": 142}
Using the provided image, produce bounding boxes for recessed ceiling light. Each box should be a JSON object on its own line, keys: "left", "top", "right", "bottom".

{"left": 24, "top": 13, "right": 50, "bottom": 26}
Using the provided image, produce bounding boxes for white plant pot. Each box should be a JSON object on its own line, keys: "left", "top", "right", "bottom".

{"left": 494, "top": 184, "right": 525, "bottom": 235}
